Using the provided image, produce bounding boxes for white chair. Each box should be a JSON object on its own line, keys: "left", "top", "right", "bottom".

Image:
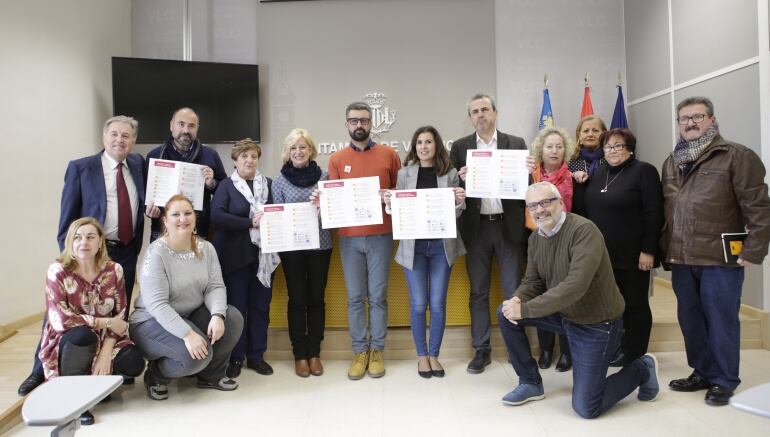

{"left": 22, "top": 375, "right": 123, "bottom": 437}
{"left": 730, "top": 382, "right": 770, "bottom": 419}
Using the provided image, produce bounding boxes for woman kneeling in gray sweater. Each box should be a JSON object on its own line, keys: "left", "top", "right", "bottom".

{"left": 130, "top": 194, "right": 244, "bottom": 400}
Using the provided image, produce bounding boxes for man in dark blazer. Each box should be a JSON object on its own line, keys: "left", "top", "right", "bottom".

{"left": 18, "top": 116, "right": 146, "bottom": 400}
{"left": 144, "top": 107, "right": 226, "bottom": 241}
{"left": 449, "top": 93, "right": 528, "bottom": 374}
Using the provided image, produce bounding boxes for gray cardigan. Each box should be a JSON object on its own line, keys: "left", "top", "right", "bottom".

{"left": 130, "top": 238, "right": 228, "bottom": 338}
{"left": 391, "top": 164, "right": 466, "bottom": 270}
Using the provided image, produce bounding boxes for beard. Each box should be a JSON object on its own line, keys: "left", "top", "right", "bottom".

{"left": 349, "top": 127, "right": 370, "bottom": 142}
{"left": 175, "top": 133, "right": 194, "bottom": 148}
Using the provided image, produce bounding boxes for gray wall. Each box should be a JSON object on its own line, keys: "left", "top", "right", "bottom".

{"left": 0, "top": 0, "right": 132, "bottom": 326}
{"left": 625, "top": 0, "right": 766, "bottom": 308}
{"left": 131, "top": 0, "right": 498, "bottom": 176}
{"left": 495, "top": 0, "right": 626, "bottom": 145}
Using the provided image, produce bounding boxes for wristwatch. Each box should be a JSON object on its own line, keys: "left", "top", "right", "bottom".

{"left": 105, "top": 318, "right": 112, "bottom": 329}
{"left": 212, "top": 313, "right": 226, "bottom": 321}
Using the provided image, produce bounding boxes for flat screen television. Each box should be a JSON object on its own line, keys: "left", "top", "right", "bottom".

{"left": 112, "top": 57, "right": 260, "bottom": 144}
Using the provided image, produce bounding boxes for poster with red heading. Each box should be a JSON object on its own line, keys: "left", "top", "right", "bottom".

{"left": 259, "top": 203, "right": 320, "bottom": 253}
{"left": 465, "top": 149, "right": 529, "bottom": 199}
{"left": 318, "top": 176, "right": 383, "bottom": 229}
{"left": 390, "top": 188, "right": 456, "bottom": 240}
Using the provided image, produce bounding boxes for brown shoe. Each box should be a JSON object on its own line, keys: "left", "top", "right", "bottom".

{"left": 309, "top": 357, "right": 324, "bottom": 376}
{"left": 295, "top": 359, "right": 310, "bottom": 378}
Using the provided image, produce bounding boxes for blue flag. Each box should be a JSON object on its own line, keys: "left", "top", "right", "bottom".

{"left": 539, "top": 88, "right": 554, "bottom": 130}
{"left": 610, "top": 85, "right": 628, "bottom": 129}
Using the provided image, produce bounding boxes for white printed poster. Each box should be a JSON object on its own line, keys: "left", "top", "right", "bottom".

{"left": 465, "top": 149, "right": 529, "bottom": 200}
{"left": 145, "top": 158, "right": 205, "bottom": 210}
{"left": 390, "top": 188, "right": 456, "bottom": 240}
{"left": 259, "top": 203, "right": 320, "bottom": 253}
{"left": 318, "top": 176, "right": 383, "bottom": 229}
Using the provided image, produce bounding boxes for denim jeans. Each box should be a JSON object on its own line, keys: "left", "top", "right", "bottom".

{"left": 339, "top": 234, "right": 393, "bottom": 352}
{"left": 403, "top": 239, "right": 452, "bottom": 357}
{"left": 671, "top": 264, "right": 743, "bottom": 389}
{"left": 497, "top": 306, "right": 648, "bottom": 418}
{"left": 130, "top": 305, "right": 243, "bottom": 384}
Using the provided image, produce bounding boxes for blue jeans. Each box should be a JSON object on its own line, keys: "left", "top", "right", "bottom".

{"left": 671, "top": 265, "right": 743, "bottom": 389}
{"left": 497, "top": 306, "right": 648, "bottom": 418}
{"left": 403, "top": 239, "right": 451, "bottom": 357}
{"left": 339, "top": 234, "right": 393, "bottom": 352}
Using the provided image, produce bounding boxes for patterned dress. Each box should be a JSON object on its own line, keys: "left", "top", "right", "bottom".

{"left": 39, "top": 261, "right": 134, "bottom": 379}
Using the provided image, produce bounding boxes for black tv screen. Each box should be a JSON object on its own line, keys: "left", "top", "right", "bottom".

{"left": 112, "top": 57, "right": 260, "bottom": 144}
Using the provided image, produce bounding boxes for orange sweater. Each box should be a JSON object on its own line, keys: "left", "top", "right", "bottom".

{"left": 328, "top": 143, "right": 401, "bottom": 237}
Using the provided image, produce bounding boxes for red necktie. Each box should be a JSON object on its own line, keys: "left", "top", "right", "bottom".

{"left": 116, "top": 163, "right": 133, "bottom": 245}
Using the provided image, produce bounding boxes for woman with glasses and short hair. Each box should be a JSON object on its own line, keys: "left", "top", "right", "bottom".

{"left": 583, "top": 128, "right": 663, "bottom": 367}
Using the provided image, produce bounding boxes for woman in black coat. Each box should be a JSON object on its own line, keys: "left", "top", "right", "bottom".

{"left": 211, "top": 139, "right": 279, "bottom": 378}
{"left": 584, "top": 128, "right": 663, "bottom": 366}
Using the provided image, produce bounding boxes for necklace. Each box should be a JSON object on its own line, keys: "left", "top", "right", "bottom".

{"left": 601, "top": 168, "right": 624, "bottom": 193}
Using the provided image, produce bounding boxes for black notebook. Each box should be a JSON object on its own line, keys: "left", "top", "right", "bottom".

{"left": 721, "top": 232, "right": 748, "bottom": 264}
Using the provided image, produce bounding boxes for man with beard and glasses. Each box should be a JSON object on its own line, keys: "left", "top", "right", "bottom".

{"left": 145, "top": 107, "right": 227, "bottom": 241}
{"left": 449, "top": 93, "right": 530, "bottom": 374}
{"left": 661, "top": 96, "right": 770, "bottom": 406}
{"left": 496, "top": 182, "right": 659, "bottom": 418}
{"left": 312, "top": 101, "right": 400, "bottom": 380}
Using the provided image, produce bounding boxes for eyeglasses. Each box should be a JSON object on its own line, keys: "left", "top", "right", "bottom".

{"left": 525, "top": 197, "right": 559, "bottom": 211}
{"left": 347, "top": 118, "right": 371, "bottom": 126}
{"left": 676, "top": 114, "right": 708, "bottom": 125}
{"left": 603, "top": 143, "right": 626, "bottom": 152}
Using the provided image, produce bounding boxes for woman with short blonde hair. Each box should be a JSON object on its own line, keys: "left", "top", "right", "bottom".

{"left": 272, "top": 128, "right": 332, "bottom": 377}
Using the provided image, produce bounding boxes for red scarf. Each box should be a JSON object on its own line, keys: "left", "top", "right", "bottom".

{"left": 526, "top": 163, "right": 573, "bottom": 230}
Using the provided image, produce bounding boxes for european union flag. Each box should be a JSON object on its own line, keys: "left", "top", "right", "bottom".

{"left": 611, "top": 85, "right": 628, "bottom": 129}
{"left": 539, "top": 88, "right": 554, "bottom": 130}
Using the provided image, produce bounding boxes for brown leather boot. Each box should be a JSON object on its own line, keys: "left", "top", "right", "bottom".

{"left": 295, "top": 359, "right": 310, "bottom": 378}
{"left": 309, "top": 357, "right": 324, "bottom": 376}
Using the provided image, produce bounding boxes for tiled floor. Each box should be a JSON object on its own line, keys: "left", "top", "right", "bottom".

{"left": 7, "top": 350, "right": 770, "bottom": 437}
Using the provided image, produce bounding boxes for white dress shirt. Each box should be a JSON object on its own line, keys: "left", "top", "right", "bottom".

{"left": 476, "top": 132, "right": 504, "bottom": 214}
{"left": 101, "top": 152, "right": 139, "bottom": 241}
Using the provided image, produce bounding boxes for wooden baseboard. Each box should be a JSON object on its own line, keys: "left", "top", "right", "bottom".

{"left": 0, "top": 311, "right": 44, "bottom": 344}
{"left": 0, "top": 398, "right": 23, "bottom": 435}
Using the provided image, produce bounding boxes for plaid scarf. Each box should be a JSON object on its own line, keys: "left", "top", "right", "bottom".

{"left": 673, "top": 125, "right": 719, "bottom": 167}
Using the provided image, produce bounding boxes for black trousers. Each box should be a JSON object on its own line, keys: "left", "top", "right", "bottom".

{"left": 613, "top": 267, "right": 652, "bottom": 360}
{"left": 58, "top": 326, "right": 144, "bottom": 377}
{"left": 465, "top": 219, "right": 525, "bottom": 352}
{"left": 280, "top": 249, "right": 332, "bottom": 359}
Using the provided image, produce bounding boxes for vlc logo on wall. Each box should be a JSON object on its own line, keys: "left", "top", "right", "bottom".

{"left": 364, "top": 92, "right": 396, "bottom": 137}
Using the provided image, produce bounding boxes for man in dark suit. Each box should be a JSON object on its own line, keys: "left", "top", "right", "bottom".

{"left": 144, "top": 107, "right": 227, "bottom": 241}
{"left": 18, "top": 115, "right": 146, "bottom": 399}
{"left": 449, "top": 93, "right": 528, "bottom": 374}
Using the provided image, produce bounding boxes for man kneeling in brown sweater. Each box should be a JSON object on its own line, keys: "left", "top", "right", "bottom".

{"left": 497, "top": 181, "right": 659, "bottom": 418}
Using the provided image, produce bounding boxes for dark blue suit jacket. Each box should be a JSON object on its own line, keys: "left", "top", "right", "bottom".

{"left": 57, "top": 151, "right": 145, "bottom": 252}
{"left": 211, "top": 177, "right": 272, "bottom": 275}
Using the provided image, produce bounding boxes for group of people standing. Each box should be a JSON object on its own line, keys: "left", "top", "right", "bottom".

{"left": 16, "top": 92, "right": 770, "bottom": 423}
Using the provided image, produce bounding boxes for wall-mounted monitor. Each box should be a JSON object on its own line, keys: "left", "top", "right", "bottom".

{"left": 112, "top": 57, "right": 260, "bottom": 144}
